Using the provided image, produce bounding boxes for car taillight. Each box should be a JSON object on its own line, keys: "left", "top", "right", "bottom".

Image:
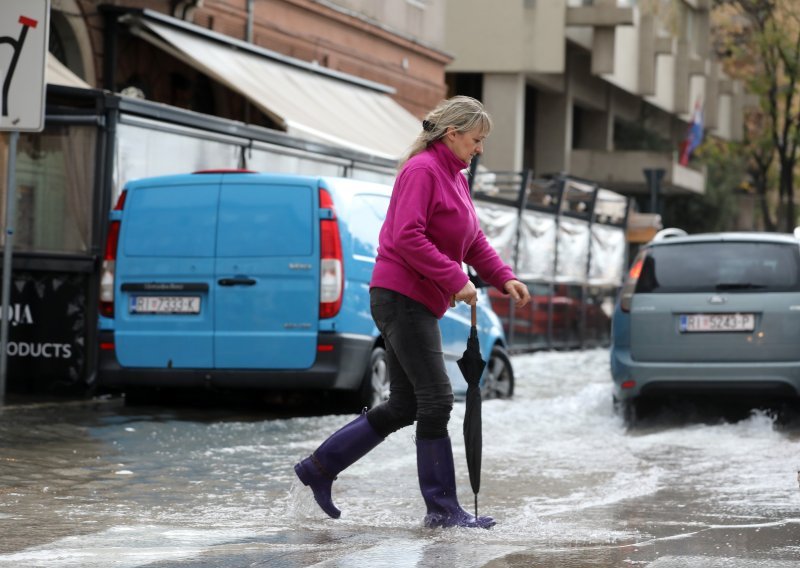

{"left": 99, "top": 191, "right": 126, "bottom": 318}
{"left": 319, "top": 188, "right": 343, "bottom": 319}
{"left": 619, "top": 253, "right": 645, "bottom": 313}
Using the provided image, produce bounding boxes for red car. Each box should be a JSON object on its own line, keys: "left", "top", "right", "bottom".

{"left": 487, "top": 283, "right": 612, "bottom": 350}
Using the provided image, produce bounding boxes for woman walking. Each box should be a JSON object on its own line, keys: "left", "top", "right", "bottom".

{"left": 294, "top": 95, "right": 530, "bottom": 529}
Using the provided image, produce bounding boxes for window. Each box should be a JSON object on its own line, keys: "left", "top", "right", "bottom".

{"left": 7, "top": 125, "right": 97, "bottom": 254}
{"left": 636, "top": 242, "right": 800, "bottom": 294}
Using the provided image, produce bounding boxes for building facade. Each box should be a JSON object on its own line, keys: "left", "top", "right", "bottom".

{"left": 443, "top": 0, "right": 749, "bottom": 209}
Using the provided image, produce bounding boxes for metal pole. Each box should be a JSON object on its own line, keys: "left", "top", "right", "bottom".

{"left": 548, "top": 176, "right": 567, "bottom": 348}
{"left": 0, "top": 130, "right": 18, "bottom": 404}
{"left": 644, "top": 168, "right": 666, "bottom": 215}
{"left": 246, "top": 0, "right": 255, "bottom": 43}
{"left": 508, "top": 169, "right": 532, "bottom": 349}
{"left": 467, "top": 155, "right": 479, "bottom": 194}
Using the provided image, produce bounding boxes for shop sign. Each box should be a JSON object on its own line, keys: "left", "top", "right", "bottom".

{"left": 3, "top": 272, "right": 86, "bottom": 392}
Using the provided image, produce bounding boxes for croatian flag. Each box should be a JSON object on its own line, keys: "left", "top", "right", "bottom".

{"left": 679, "top": 99, "right": 704, "bottom": 166}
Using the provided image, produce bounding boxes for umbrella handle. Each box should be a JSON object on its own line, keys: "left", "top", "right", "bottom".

{"left": 471, "top": 303, "right": 477, "bottom": 327}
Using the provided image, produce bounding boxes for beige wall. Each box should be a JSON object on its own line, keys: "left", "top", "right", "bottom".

{"left": 444, "top": 0, "right": 745, "bottom": 134}
{"left": 444, "top": 0, "right": 566, "bottom": 74}
{"left": 482, "top": 73, "right": 526, "bottom": 171}
{"left": 442, "top": 0, "right": 750, "bottom": 194}
{"left": 319, "top": 0, "right": 447, "bottom": 50}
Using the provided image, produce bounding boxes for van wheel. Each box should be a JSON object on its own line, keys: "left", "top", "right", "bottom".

{"left": 481, "top": 345, "right": 514, "bottom": 400}
{"left": 360, "top": 346, "right": 389, "bottom": 410}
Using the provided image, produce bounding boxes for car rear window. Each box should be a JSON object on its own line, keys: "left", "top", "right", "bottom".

{"left": 636, "top": 241, "right": 800, "bottom": 293}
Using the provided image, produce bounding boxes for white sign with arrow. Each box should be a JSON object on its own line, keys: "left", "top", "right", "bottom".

{"left": 0, "top": 0, "right": 51, "bottom": 403}
{"left": 1, "top": 0, "right": 50, "bottom": 132}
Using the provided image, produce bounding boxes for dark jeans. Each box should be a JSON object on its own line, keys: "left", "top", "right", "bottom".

{"left": 366, "top": 287, "right": 454, "bottom": 440}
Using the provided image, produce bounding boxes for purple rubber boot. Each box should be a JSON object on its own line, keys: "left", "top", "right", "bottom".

{"left": 294, "top": 412, "right": 384, "bottom": 518}
{"left": 416, "top": 436, "right": 495, "bottom": 529}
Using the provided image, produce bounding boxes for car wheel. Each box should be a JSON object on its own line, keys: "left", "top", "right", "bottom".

{"left": 360, "top": 346, "right": 389, "bottom": 410}
{"left": 481, "top": 345, "right": 514, "bottom": 400}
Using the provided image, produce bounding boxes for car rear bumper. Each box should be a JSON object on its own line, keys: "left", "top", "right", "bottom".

{"left": 611, "top": 348, "right": 800, "bottom": 401}
{"left": 96, "top": 330, "right": 374, "bottom": 392}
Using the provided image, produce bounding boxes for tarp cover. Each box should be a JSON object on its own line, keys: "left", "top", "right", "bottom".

{"left": 474, "top": 201, "right": 519, "bottom": 267}
{"left": 589, "top": 224, "right": 626, "bottom": 286}
{"left": 475, "top": 202, "right": 624, "bottom": 285}
{"left": 555, "top": 217, "right": 590, "bottom": 283}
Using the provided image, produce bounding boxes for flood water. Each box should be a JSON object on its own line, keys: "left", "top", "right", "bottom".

{"left": 1, "top": 349, "right": 799, "bottom": 567}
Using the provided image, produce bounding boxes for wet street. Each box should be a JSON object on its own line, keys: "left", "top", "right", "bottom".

{"left": 1, "top": 348, "right": 799, "bottom": 567}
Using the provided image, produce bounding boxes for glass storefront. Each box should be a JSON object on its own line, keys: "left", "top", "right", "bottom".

{"left": 7, "top": 125, "right": 97, "bottom": 254}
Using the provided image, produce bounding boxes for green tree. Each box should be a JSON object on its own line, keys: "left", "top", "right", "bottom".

{"left": 662, "top": 139, "right": 743, "bottom": 232}
{"left": 741, "top": 107, "right": 777, "bottom": 230}
{"left": 713, "top": 0, "right": 800, "bottom": 231}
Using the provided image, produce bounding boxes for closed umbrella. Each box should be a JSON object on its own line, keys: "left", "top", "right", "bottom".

{"left": 457, "top": 303, "right": 487, "bottom": 518}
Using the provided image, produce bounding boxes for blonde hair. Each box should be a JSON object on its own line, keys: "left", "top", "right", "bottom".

{"left": 401, "top": 95, "right": 492, "bottom": 167}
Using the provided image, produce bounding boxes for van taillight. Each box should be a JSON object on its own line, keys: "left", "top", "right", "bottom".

{"left": 619, "top": 253, "right": 645, "bottom": 313}
{"left": 99, "top": 192, "right": 126, "bottom": 318}
{"left": 319, "top": 188, "right": 343, "bottom": 319}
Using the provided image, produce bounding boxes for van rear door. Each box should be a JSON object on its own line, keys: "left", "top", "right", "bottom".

{"left": 114, "top": 176, "right": 218, "bottom": 368}
{"left": 214, "top": 174, "right": 319, "bottom": 369}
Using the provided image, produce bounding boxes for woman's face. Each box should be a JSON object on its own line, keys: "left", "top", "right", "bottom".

{"left": 443, "top": 126, "right": 486, "bottom": 165}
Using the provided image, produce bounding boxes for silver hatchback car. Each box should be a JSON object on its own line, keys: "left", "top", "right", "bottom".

{"left": 610, "top": 228, "right": 800, "bottom": 418}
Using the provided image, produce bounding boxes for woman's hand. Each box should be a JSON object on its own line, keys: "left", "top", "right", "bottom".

{"left": 504, "top": 279, "right": 530, "bottom": 308}
{"left": 452, "top": 280, "right": 478, "bottom": 307}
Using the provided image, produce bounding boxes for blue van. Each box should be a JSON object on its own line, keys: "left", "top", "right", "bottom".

{"left": 96, "top": 171, "right": 514, "bottom": 405}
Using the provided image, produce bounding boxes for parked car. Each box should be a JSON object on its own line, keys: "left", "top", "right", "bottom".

{"left": 610, "top": 228, "right": 800, "bottom": 421}
{"left": 96, "top": 171, "right": 514, "bottom": 406}
{"left": 488, "top": 282, "right": 612, "bottom": 349}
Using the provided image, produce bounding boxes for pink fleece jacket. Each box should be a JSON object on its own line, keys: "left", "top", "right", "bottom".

{"left": 370, "top": 140, "right": 517, "bottom": 319}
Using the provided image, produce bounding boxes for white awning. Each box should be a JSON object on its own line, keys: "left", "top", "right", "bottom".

{"left": 46, "top": 52, "right": 92, "bottom": 89}
{"left": 126, "top": 15, "right": 420, "bottom": 160}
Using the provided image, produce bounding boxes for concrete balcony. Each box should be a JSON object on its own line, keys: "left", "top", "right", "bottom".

{"left": 566, "top": 2, "right": 634, "bottom": 75}
{"left": 638, "top": 12, "right": 675, "bottom": 96}
{"left": 565, "top": 5, "right": 634, "bottom": 27}
{"left": 569, "top": 149, "right": 706, "bottom": 195}
{"left": 684, "top": 0, "right": 712, "bottom": 9}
